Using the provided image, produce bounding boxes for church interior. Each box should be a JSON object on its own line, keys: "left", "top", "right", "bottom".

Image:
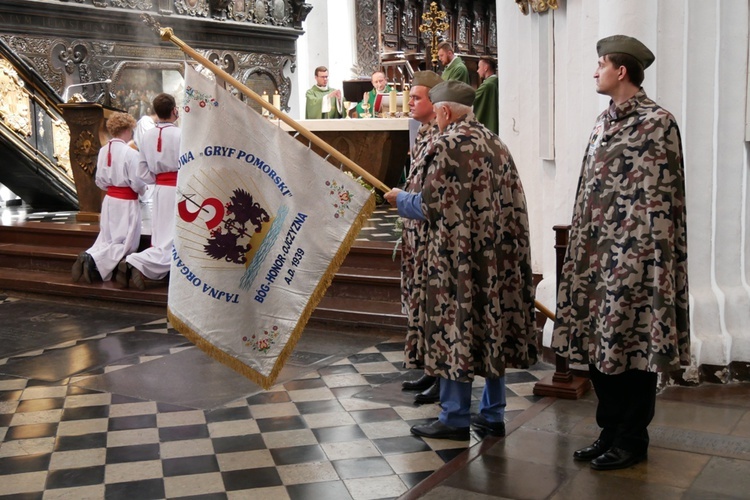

{"left": 1, "top": 0, "right": 750, "bottom": 498}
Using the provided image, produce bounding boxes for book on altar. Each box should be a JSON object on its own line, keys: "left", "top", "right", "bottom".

{"left": 373, "top": 93, "right": 404, "bottom": 113}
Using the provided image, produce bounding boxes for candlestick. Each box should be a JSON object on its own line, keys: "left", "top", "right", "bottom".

{"left": 272, "top": 91, "right": 280, "bottom": 109}
{"left": 389, "top": 88, "right": 397, "bottom": 115}
{"left": 362, "top": 91, "right": 370, "bottom": 118}
{"left": 402, "top": 86, "right": 410, "bottom": 114}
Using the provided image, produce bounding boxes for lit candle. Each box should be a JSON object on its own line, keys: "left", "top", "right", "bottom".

{"left": 389, "top": 88, "right": 397, "bottom": 114}
{"left": 273, "top": 91, "right": 280, "bottom": 109}
{"left": 402, "top": 86, "right": 410, "bottom": 114}
{"left": 261, "top": 91, "right": 269, "bottom": 116}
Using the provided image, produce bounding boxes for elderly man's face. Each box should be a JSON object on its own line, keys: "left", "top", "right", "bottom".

{"left": 409, "top": 85, "right": 434, "bottom": 124}
{"left": 434, "top": 103, "right": 450, "bottom": 132}
{"left": 371, "top": 72, "right": 387, "bottom": 92}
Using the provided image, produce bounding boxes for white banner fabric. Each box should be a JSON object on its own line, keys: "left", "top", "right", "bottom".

{"left": 168, "top": 64, "right": 375, "bottom": 389}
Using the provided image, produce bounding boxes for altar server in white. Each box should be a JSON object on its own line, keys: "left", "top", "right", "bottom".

{"left": 72, "top": 112, "right": 147, "bottom": 283}
{"left": 118, "top": 93, "right": 181, "bottom": 290}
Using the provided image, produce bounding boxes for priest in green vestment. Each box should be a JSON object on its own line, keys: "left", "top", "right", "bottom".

{"left": 437, "top": 42, "right": 470, "bottom": 84}
{"left": 305, "top": 66, "right": 343, "bottom": 119}
{"left": 473, "top": 56, "right": 499, "bottom": 134}
{"left": 355, "top": 71, "right": 392, "bottom": 118}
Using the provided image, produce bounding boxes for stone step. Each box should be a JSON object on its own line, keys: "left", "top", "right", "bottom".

{"left": 0, "top": 266, "right": 168, "bottom": 307}
{"left": 0, "top": 223, "right": 407, "bottom": 330}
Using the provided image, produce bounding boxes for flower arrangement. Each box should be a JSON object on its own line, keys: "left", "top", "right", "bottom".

{"left": 392, "top": 216, "right": 404, "bottom": 261}
{"left": 344, "top": 171, "right": 384, "bottom": 205}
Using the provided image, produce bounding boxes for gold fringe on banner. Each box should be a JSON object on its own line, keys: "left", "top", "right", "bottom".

{"left": 168, "top": 193, "right": 376, "bottom": 390}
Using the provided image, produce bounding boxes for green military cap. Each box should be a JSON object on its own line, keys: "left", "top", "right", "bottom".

{"left": 429, "top": 80, "right": 475, "bottom": 106}
{"left": 597, "top": 35, "right": 655, "bottom": 69}
{"left": 411, "top": 71, "right": 443, "bottom": 89}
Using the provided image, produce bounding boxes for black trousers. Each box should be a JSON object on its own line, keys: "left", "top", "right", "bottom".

{"left": 589, "top": 364, "right": 658, "bottom": 454}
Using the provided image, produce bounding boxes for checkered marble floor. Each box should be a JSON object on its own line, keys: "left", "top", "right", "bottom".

{"left": 0, "top": 308, "right": 553, "bottom": 500}
{"left": 356, "top": 207, "right": 401, "bottom": 243}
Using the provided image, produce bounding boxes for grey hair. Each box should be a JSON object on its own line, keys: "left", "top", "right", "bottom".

{"left": 433, "top": 101, "right": 472, "bottom": 117}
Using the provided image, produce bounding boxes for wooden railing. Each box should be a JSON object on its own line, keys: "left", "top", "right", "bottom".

{"left": 533, "top": 225, "right": 591, "bottom": 399}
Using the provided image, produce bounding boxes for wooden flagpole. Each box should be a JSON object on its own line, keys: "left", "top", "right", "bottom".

{"left": 140, "top": 15, "right": 555, "bottom": 325}
{"left": 141, "top": 14, "right": 389, "bottom": 194}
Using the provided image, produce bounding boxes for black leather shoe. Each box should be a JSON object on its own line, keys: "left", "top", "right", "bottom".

{"left": 470, "top": 414, "right": 505, "bottom": 437}
{"left": 402, "top": 374, "right": 436, "bottom": 391}
{"left": 410, "top": 420, "right": 469, "bottom": 441}
{"left": 590, "top": 447, "right": 646, "bottom": 471}
{"left": 116, "top": 259, "right": 130, "bottom": 288}
{"left": 131, "top": 266, "right": 146, "bottom": 291}
{"left": 82, "top": 253, "right": 101, "bottom": 284}
{"left": 414, "top": 379, "right": 439, "bottom": 404}
{"left": 573, "top": 439, "right": 611, "bottom": 461}
{"left": 71, "top": 252, "right": 86, "bottom": 282}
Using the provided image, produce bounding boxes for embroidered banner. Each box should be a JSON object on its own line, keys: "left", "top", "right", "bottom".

{"left": 168, "top": 64, "right": 375, "bottom": 389}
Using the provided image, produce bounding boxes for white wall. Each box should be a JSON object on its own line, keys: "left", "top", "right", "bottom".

{"left": 290, "top": 0, "right": 357, "bottom": 120}
{"left": 496, "top": 0, "right": 750, "bottom": 370}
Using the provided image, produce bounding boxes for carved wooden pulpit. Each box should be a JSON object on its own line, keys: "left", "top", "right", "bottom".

{"left": 59, "top": 103, "right": 120, "bottom": 222}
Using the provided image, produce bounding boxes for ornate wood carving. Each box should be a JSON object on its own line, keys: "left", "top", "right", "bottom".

{"left": 52, "top": 119, "right": 72, "bottom": 177}
{"left": 355, "top": 0, "right": 380, "bottom": 77}
{"left": 0, "top": 0, "right": 304, "bottom": 108}
{"left": 369, "top": 0, "right": 496, "bottom": 77}
{"left": 202, "top": 50, "right": 293, "bottom": 112}
{"left": 455, "top": 1, "right": 470, "bottom": 53}
{"left": 0, "top": 58, "right": 32, "bottom": 137}
{"left": 71, "top": 129, "right": 98, "bottom": 176}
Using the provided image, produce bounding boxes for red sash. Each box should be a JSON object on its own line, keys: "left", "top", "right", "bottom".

{"left": 106, "top": 186, "right": 138, "bottom": 200}
{"left": 156, "top": 171, "right": 178, "bottom": 186}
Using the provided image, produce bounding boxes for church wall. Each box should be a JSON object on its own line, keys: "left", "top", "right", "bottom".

{"left": 497, "top": 0, "right": 750, "bottom": 375}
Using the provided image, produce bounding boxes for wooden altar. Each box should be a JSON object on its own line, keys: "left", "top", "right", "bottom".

{"left": 281, "top": 118, "right": 411, "bottom": 190}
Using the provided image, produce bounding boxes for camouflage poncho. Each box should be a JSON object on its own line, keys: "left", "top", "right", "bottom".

{"left": 400, "top": 119, "right": 440, "bottom": 314}
{"left": 405, "top": 116, "right": 537, "bottom": 381}
{"left": 552, "top": 90, "right": 690, "bottom": 374}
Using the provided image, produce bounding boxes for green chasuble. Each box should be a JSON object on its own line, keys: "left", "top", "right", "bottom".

{"left": 441, "top": 56, "right": 470, "bottom": 84}
{"left": 473, "top": 75, "right": 499, "bottom": 134}
{"left": 305, "top": 86, "right": 343, "bottom": 119}
{"left": 355, "top": 85, "right": 393, "bottom": 117}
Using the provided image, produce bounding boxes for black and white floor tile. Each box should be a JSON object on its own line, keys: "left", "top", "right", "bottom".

{"left": 0, "top": 315, "right": 553, "bottom": 499}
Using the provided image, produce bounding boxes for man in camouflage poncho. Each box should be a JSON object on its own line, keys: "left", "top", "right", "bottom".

{"left": 552, "top": 35, "right": 689, "bottom": 471}
{"left": 394, "top": 71, "right": 444, "bottom": 404}
{"left": 386, "top": 80, "right": 536, "bottom": 440}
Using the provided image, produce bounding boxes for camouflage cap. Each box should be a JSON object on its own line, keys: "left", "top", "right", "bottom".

{"left": 411, "top": 71, "right": 443, "bottom": 89}
{"left": 429, "top": 80, "right": 475, "bottom": 106}
{"left": 596, "top": 35, "right": 655, "bottom": 69}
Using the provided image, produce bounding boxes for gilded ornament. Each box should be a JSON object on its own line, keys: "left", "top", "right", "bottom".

{"left": 72, "top": 130, "right": 98, "bottom": 176}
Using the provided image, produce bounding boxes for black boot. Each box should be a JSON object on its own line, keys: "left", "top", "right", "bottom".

{"left": 414, "top": 378, "right": 439, "bottom": 404}
{"left": 402, "top": 374, "right": 436, "bottom": 391}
